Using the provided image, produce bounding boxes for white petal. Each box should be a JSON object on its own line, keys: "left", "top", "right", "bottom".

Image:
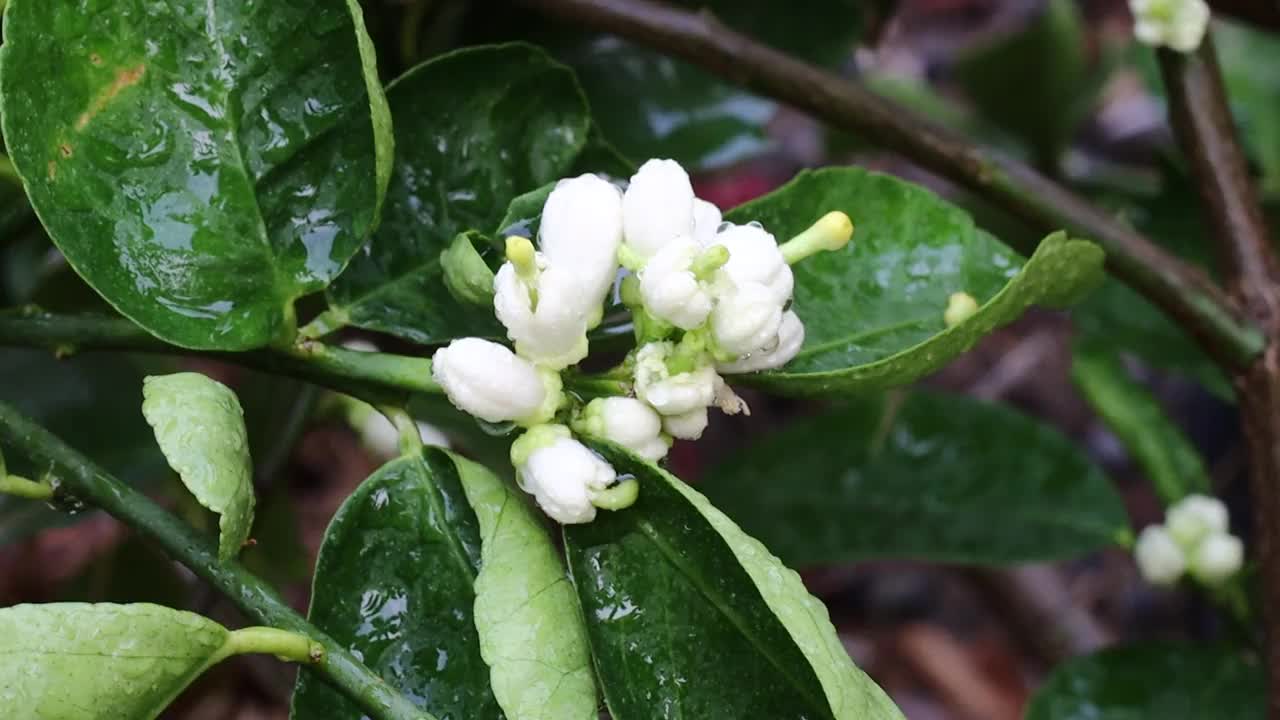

{"left": 540, "top": 174, "right": 624, "bottom": 310}
{"left": 623, "top": 159, "right": 695, "bottom": 258}
{"left": 432, "top": 338, "right": 547, "bottom": 422}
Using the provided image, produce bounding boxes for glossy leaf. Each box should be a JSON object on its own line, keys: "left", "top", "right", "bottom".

{"left": 454, "top": 452, "right": 596, "bottom": 720}
{"left": 325, "top": 43, "right": 589, "bottom": 345}
{"left": 1026, "top": 644, "right": 1264, "bottom": 720}
{"left": 1072, "top": 345, "right": 1210, "bottom": 504}
{"left": 724, "top": 167, "right": 1104, "bottom": 395}
{"left": 0, "top": 348, "right": 167, "bottom": 546}
{"left": 293, "top": 449, "right": 495, "bottom": 720}
{"left": 700, "top": 391, "right": 1128, "bottom": 565}
{"left": 142, "top": 372, "right": 255, "bottom": 563}
{"left": 0, "top": 0, "right": 393, "bottom": 349}
{"left": 0, "top": 603, "right": 231, "bottom": 719}
{"left": 565, "top": 442, "right": 903, "bottom": 720}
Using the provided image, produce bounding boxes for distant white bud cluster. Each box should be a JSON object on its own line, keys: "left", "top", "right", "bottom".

{"left": 1129, "top": 0, "right": 1210, "bottom": 53}
{"left": 430, "top": 158, "right": 851, "bottom": 524}
{"left": 1134, "top": 493, "right": 1244, "bottom": 587}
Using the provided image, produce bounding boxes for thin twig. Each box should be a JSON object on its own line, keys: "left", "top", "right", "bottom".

{"left": 1159, "top": 37, "right": 1280, "bottom": 719}
{"left": 515, "top": 0, "right": 1264, "bottom": 370}
{"left": 0, "top": 400, "right": 433, "bottom": 720}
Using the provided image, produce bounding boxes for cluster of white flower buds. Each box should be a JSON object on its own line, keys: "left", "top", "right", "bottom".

{"left": 1134, "top": 494, "right": 1244, "bottom": 588}
{"left": 1129, "top": 0, "right": 1210, "bottom": 52}
{"left": 431, "top": 159, "right": 852, "bottom": 524}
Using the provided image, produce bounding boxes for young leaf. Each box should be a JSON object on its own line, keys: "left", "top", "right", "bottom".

{"left": 294, "top": 448, "right": 594, "bottom": 720}
{"left": 724, "top": 167, "right": 1104, "bottom": 395}
{"left": 1025, "top": 644, "right": 1264, "bottom": 719}
{"left": 1072, "top": 345, "right": 1211, "bottom": 504}
{"left": 0, "top": 603, "right": 317, "bottom": 720}
{"left": 323, "top": 43, "right": 590, "bottom": 345}
{"left": 565, "top": 442, "right": 903, "bottom": 720}
{"left": 453, "top": 452, "right": 597, "bottom": 720}
{"left": 0, "top": 0, "right": 392, "bottom": 350}
{"left": 700, "top": 391, "right": 1128, "bottom": 565}
{"left": 141, "top": 373, "right": 255, "bottom": 563}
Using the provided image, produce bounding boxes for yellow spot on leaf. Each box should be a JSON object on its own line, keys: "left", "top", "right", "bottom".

{"left": 75, "top": 64, "right": 146, "bottom": 131}
{"left": 47, "top": 160, "right": 56, "bottom": 181}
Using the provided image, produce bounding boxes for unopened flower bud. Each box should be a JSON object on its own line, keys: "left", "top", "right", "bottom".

{"left": 494, "top": 260, "right": 590, "bottom": 369}
{"left": 709, "top": 223, "right": 794, "bottom": 306}
{"left": 663, "top": 406, "right": 709, "bottom": 440}
{"left": 634, "top": 342, "right": 719, "bottom": 416}
{"left": 711, "top": 282, "right": 784, "bottom": 358}
{"left": 638, "top": 237, "right": 715, "bottom": 330}
{"left": 623, "top": 159, "right": 695, "bottom": 258}
{"left": 432, "top": 338, "right": 559, "bottom": 424}
{"left": 693, "top": 198, "right": 722, "bottom": 247}
{"left": 1130, "top": 0, "right": 1210, "bottom": 53}
{"left": 1167, "top": 494, "right": 1230, "bottom": 548}
{"left": 1189, "top": 532, "right": 1244, "bottom": 586}
{"left": 539, "top": 174, "right": 624, "bottom": 321}
{"left": 1134, "top": 525, "right": 1186, "bottom": 586}
{"left": 513, "top": 425, "right": 617, "bottom": 524}
{"left": 576, "top": 397, "right": 670, "bottom": 461}
{"left": 718, "top": 310, "right": 805, "bottom": 373}
{"left": 944, "top": 292, "right": 979, "bottom": 327}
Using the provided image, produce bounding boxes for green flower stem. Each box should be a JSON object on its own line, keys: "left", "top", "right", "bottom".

{"left": 297, "top": 307, "right": 351, "bottom": 341}
{"left": 378, "top": 404, "right": 424, "bottom": 455}
{"left": 0, "top": 473, "right": 52, "bottom": 500}
{"left": 0, "top": 399, "right": 434, "bottom": 720}
{"left": 221, "top": 626, "right": 325, "bottom": 664}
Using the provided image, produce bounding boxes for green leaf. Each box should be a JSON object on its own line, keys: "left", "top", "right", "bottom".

{"left": 724, "top": 167, "right": 1104, "bottom": 395}
{"left": 565, "top": 442, "right": 903, "bottom": 720}
{"left": 141, "top": 372, "right": 255, "bottom": 563}
{"left": 292, "top": 448, "right": 497, "bottom": 720}
{"left": 0, "top": 0, "right": 393, "bottom": 350}
{"left": 1217, "top": 21, "right": 1280, "bottom": 199}
{"left": 0, "top": 603, "right": 230, "bottom": 720}
{"left": 490, "top": 1, "right": 864, "bottom": 170}
{"left": 1026, "top": 644, "right": 1264, "bottom": 720}
{"left": 1072, "top": 345, "right": 1210, "bottom": 504}
{"left": 953, "top": 0, "right": 1094, "bottom": 163}
{"left": 324, "top": 43, "right": 590, "bottom": 345}
{"left": 700, "top": 391, "right": 1127, "bottom": 565}
{"left": 453, "top": 452, "right": 596, "bottom": 720}
{"left": 0, "top": 348, "right": 168, "bottom": 546}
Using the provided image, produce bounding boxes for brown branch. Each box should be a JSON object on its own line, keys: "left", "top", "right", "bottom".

{"left": 515, "top": 0, "right": 1264, "bottom": 371}
{"left": 1159, "top": 37, "right": 1280, "bottom": 719}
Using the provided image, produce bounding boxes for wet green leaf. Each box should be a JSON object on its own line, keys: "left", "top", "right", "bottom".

{"left": 724, "top": 168, "right": 1104, "bottom": 395}
{"left": 565, "top": 443, "right": 902, "bottom": 720}
{"left": 325, "top": 43, "right": 589, "bottom": 345}
{"left": 293, "top": 449, "right": 495, "bottom": 719}
{"left": 0, "top": 348, "right": 168, "bottom": 546}
{"left": 0, "top": 0, "right": 392, "bottom": 349}
{"left": 701, "top": 391, "right": 1127, "bottom": 565}
{"left": 1026, "top": 644, "right": 1264, "bottom": 719}
{"left": 454, "top": 452, "right": 596, "bottom": 720}
{"left": 142, "top": 373, "right": 255, "bottom": 563}
{"left": 0, "top": 603, "right": 231, "bottom": 720}
{"left": 1072, "top": 345, "right": 1210, "bottom": 504}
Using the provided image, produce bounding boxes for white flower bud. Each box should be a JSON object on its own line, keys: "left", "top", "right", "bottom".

{"left": 711, "top": 281, "right": 784, "bottom": 358}
{"left": 1135, "top": 525, "right": 1186, "bottom": 586}
{"left": 1189, "top": 532, "right": 1244, "bottom": 586}
{"left": 693, "top": 198, "right": 722, "bottom": 247}
{"left": 633, "top": 342, "right": 719, "bottom": 416}
{"left": 577, "top": 397, "right": 670, "bottom": 461}
{"left": 663, "top": 407, "right": 709, "bottom": 440}
{"left": 1167, "top": 494, "right": 1230, "bottom": 548}
{"left": 539, "top": 174, "right": 624, "bottom": 316}
{"left": 432, "top": 338, "right": 557, "bottom": 424}
{"left": 1130, "top": 0, "right": 1210, "bottom": 53}
{"left": 623, "top": 159, "right": 695, "bottom": 258}
{"left": 416, "top": 421, "right": 450, "bottom": 449}
{"left": 638, "top": 237, "right": 715, "bottom": 330}
{"left": 494, "top": 259, "right": 590, "bottom": 369}
{"left": 515, "top": 427, "right": 617, "bottom": 525}
{"left": 709, "top": 223, "right": 793, "bottom": 306}
{"left": 718, "top": 310, "right": 805, "bottom": 373}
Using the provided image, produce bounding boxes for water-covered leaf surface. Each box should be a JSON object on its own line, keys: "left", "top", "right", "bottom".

{"left": 0, "top": 0, "right": 392, "bottom": 349}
